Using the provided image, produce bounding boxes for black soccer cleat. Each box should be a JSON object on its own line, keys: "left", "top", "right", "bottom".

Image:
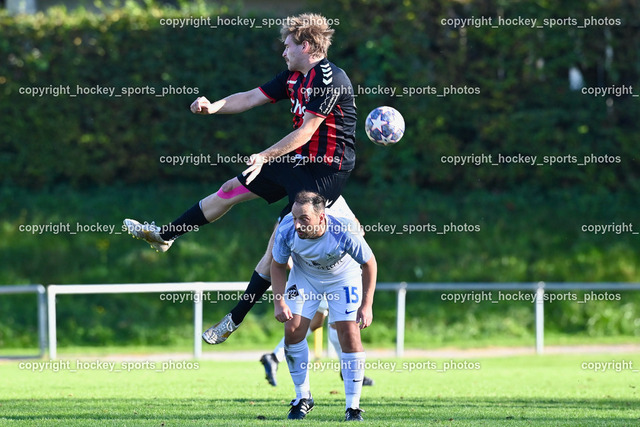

{"left": 287, "top": 397, "right": 314, "bottom": 420}
{"left": 345, "top": 407, "right": 364, "bottom": 421}
{"left": 260, "top": 353, "right": 279, "bottom": 386}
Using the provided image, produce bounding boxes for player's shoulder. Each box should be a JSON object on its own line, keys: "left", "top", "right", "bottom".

{"left": 279, "top": 212, "right": 295, "bottom": 228}
{"left": 312, "top": 59, "right": 351, "bottom": 88}
{"left": 269, "top": 69, "right": 302, "bottom": 86}
{"left": 324, "top": 58, "right": 349, "bottom": 77}
{"left": 326, "top": 214, "right": 361, "bottom": 239}
{"left": 277, "top": 213, "right": 297, "bottom": 239}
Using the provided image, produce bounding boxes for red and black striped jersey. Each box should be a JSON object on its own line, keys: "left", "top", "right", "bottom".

{"left": 259, "top": 58, "right": 357, "bottom": 171}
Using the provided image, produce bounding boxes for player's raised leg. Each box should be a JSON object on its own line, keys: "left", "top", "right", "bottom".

{"left": 123, "top": 177, "right": 257, "bottom": 252}
{"left": 201, "top": 223, "right": 277, "bottom": 344}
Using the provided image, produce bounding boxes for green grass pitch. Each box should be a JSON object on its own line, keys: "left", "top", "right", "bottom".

{"left": 1, "top": 353, "right": 639, "bottom": 426}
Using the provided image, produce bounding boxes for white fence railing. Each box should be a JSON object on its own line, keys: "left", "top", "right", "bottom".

{"left": 4, "top": 282, "right": 640, "bottom": 359}
{"left": 0, "top": 284, "right": 47, "bottom": 358}
{"left": 46, "top": 282, "right": 247, "bottom": 360}
{"left": 385, "top": 282, "right": 640, "bottom": 356}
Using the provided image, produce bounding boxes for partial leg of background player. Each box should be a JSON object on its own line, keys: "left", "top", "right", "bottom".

{"left": 124, "top": 177, "right": 257, "bottom": 252}
{"left": 201, "top": 224, "right": 277, "bottom": 345}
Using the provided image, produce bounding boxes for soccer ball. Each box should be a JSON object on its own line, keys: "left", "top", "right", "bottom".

{"left": 364, "top": 106, "right": 405, "bottom": 146}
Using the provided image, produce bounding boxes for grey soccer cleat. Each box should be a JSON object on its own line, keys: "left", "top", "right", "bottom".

{"left": 123, "top": 219, "right": 173, "bottom": 252}
{"left": 202, "top": 313, "right": 239, "bottom": 345}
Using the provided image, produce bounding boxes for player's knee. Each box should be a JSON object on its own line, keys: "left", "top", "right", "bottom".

{"left": 284, "top": 325, "right": 305, "bottom": 345}
{"left": 255, "top": 253, "right": 272, "bottom": 276}
{"left": 216, "top": 178, "right": 249, "bottom": 203}
{"left": 341, "top": 339, "right": 363, "bottom": 353}
{"left": 337, "top": 323, "right": 362, "bottom": 352}
{"left": 220, "top": 179, "right": 236, "bottom": 193}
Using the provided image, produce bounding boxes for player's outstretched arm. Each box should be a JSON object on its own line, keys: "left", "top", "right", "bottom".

{"left": 357, "top": 254, "right": 377, "bottom": 330}
{"left": 261, "top": 111, "right": 324, "bottom": 160}
{"left": 190, "top": 88, "right": 270, "bottom": 115}
{"left": 243, "top": 111, "right": 325, "bottom": 184}
{"left": 271, "top": 259, "right": 293, "bottom": 323}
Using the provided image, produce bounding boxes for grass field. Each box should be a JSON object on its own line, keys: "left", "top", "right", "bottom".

{"left": 2, "top": 353, "right": 639, "bottom": 426}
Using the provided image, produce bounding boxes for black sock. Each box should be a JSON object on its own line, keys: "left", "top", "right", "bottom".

{"left": 230, "top": 271, "right": 271, "bottom": 325}
{"left": 159, "top": 202, "right": 209, "bottom": 241}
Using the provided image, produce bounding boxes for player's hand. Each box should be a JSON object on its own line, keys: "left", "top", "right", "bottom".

{"left": 356, "top": 304, "right": 373, "bottom": 330}
{"left": 190, "top": 96, "right": 212, "bottom": 114}
{"left": 274, "top": 301, "right": 293, "bottom": 323}
{"left": 242, "top": 153, "right": 267, "bottom": 185}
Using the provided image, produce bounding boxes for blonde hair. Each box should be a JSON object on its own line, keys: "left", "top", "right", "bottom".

{"left": 280, "top": 13, "right": 335, "bottom": 57}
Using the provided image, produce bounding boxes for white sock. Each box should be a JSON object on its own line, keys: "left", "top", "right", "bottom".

{"left": 328, "top": 326, "right": 342, "bottom": 359}
{"left": 341, "top": 351, "right": 365, "bottom": 410}
{"left": 276, "top": 328, "right": 312, "bottom": 363}
{"left": 285, "top": 339, "right": 311, "bottom": 402}
{"left": 273, "top": 337, "right": 286, "bottom": 363}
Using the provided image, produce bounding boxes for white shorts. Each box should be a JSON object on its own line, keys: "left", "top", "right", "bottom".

{"left": 326, "top": 196, "right": 356, "bottom": 221}
{"left": 284, "top": 267, "right": 362, "bottom": 323}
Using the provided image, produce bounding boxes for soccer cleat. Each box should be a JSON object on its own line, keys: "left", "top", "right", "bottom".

{"left": 202, "top": 313, "right": 238, "bottom": 345}
{"left": 260, "top": 353, "right": 279, "bottom": 386}
{"left": 123, "top": 219, "right": 173, "bottom": 252}
{"left": 345, "top": 407, "right": 364, "bottom": 421}
{"left": 287, "top": 397, "right": 314, "bottom": 420}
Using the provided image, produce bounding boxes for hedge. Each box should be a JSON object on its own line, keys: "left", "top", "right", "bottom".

{"left": 1, "top": 0, "right": 638, "bottom": 191}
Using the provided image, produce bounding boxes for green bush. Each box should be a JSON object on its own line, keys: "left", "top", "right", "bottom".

{"left": 1, "top": 0, "right": 639, "bottom": 349}
{"left": 1, "top": 0, "right": 638, "bottom": 191}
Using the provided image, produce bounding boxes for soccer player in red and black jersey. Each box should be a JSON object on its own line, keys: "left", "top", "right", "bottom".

{"left": 124, "top": 13, "right": 358, "bottom": 345}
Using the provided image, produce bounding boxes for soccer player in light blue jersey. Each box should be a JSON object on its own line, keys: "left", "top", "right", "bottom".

{"left": 271, "top": 191, "right": 377, "bottom": 422}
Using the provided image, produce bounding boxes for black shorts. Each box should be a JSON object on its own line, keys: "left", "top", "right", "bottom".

{"left": 236, "top": 155, "right": 351, "bottom": 220}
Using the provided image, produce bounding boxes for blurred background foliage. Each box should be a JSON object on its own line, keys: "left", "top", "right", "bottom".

{"left": 1, "top": 0, "right": 638, "bottom": 191}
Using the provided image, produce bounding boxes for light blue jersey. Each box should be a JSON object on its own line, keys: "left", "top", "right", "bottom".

{"left": 273, "top": 214, "right": 373, "bottom": 282}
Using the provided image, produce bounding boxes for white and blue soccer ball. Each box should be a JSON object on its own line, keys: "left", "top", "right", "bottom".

{"left": 364, "top": 106, "right": 405, "bottom": 146}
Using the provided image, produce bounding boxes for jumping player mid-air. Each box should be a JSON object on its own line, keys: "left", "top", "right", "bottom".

{"left": 123, "top": 13, "right": 357, "bottom": 345}
{"left": 272, "top": 191, "right": 376, "bottom": 421}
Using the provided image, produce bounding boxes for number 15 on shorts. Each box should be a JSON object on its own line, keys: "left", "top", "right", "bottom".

{"left": 343, "top": 286, "right": 360, "bottom": 304}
